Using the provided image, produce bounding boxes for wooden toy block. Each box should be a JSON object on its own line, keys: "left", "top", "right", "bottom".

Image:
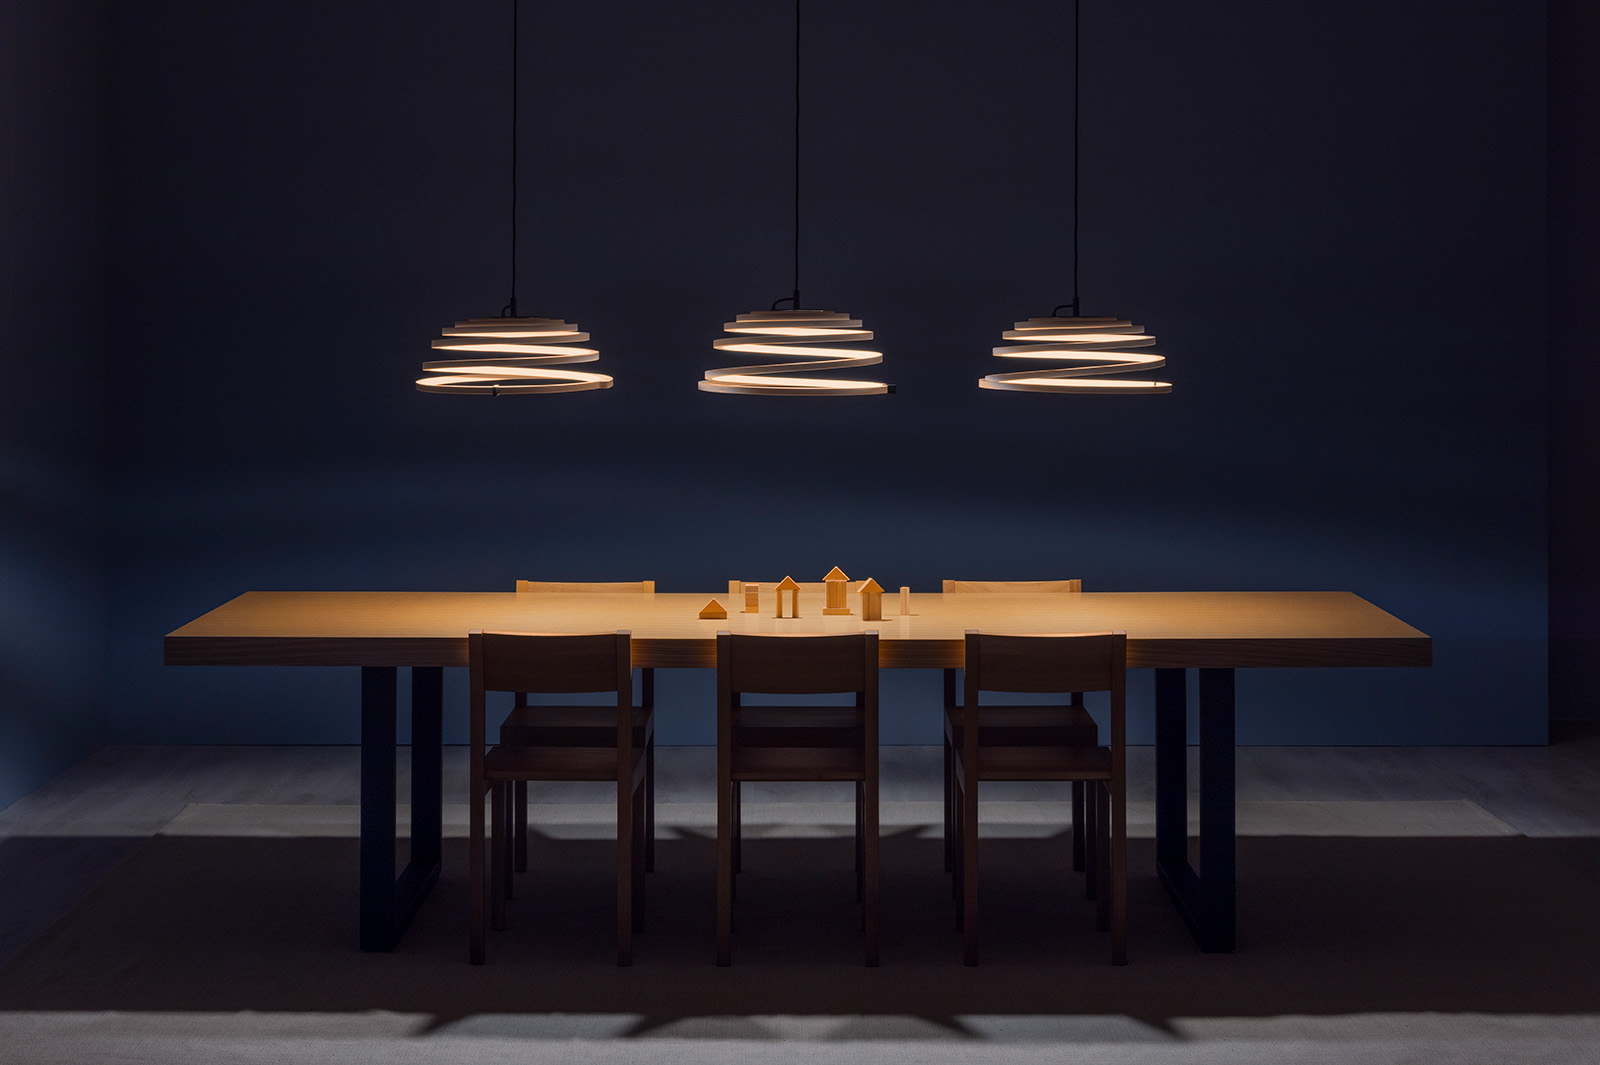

{"left": 858, "top": 577, "right": 884, "bottom": 622}
{"left": 744, "top": 583, "right": 761, "bottom": 614}
{"left": 699, "top": 598, "right": 729, "bottom": 620}
{"left": 900, "top": 586, "right": 912, "bottom": 615}
{"left": 822, "top": 565, "right": 852, "bottom": 615}
{"left": 775, "top": 575, "right": 801, "bottom": 618}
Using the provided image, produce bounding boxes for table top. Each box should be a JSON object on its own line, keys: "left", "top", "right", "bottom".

{"left": 164, "top": 590, "right": 1431, "bottom": 670}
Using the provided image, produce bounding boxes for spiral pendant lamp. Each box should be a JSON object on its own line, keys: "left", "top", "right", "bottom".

{"left": 703, "top": 310, "right": 884, "bottom": 396}
{"left": 418, "top": 0, "right": 610, "bottom": 396}
{"left": 983, "top": 0, "right": 1170, "bottom": 395}
{"left": 418, "top": 318, "right": 610, "bottom": 395}
{"left": 702, "top": 0, "right": 888, "bottom": 397}
{"left": 981, "top": 317, "right": 1170, "bottom": 394}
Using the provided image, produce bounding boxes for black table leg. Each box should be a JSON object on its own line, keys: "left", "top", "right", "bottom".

{"left": 359, "top": 665, "right": 444, "bottom": 952}
{"left": 409, "top": 668, "right": 444, "bottom": 872}
{"left": 1153, "top": 666, "right": 1237, "bottom": 952}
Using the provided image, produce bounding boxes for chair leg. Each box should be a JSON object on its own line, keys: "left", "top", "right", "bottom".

{"left": 863, "top": 773, "right": 880, "bottom": 967}
{"left": 504, "top": 782, "right": 518, "bottom": 901}
{"left": 855, "top": 780, "right": 865, "bottom": 905}
{"left": 1084, "top": 781, "right": 1099, "bottom": 900}
{"left": 514, "top": 779, "right": 528, "bottom": 873}
{"left": 490, "top": 781, "right": 507, "bottom": 932}
{"left": 1071, "top": 781, "right": 1086, "bottom": 873}
{"left": 616, "top": 775, "right": 634, "bottom": 967}
{"left": 469, "top": 783, "right": 486, "bottom": 965}
{"left": 1095, "top": 780, "right": 1112, "bottom": 932}
{"left": 961, "top": 770, "right": 980, "bottom": 965}
{"left": 732, "top": 781, "right": 743, "bottom": 877}
{"left": 645, "top": 736, "right": 656, "bottom": 873}
{"left": 717, "top": 779, "right": 733, "bottom": 966}
{"left": 1110, "top": 779, "right": 1127, "bottom": 965}
{"left": 632, "top": 781, "right": 647, "bottom": 932}
{"left": 951, "top": 774, "right": 963, "bottom": 909}
{"left": 943, "top": 734, "right": 953, "bottom": 872}
{"left": 500, "top": 782, "right": 515, "bottom": 901}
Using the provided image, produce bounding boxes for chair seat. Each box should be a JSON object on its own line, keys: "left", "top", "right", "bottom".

{"left": 732, "top": 745, "right": 865, "bottom": 781}
{"left": 484, "top": 744, "right": 646, "bottom": 784}
{"left": 500, "top": 705, "right": 652, "bottom": 747}
{"left": 945, "top": 704, "right": 1099, "bottom": 748}
{"left": 954, "top": 743, "right": 1112, "bottom": 782}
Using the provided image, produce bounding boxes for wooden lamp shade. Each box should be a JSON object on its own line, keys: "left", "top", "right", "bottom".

{"left": 981, "top": 316, "right": 1171, "bottom": 394}
{"left": 701, "top": 310, "right": 888, "bottom": 397}
{"left": 418, "top": 318, "right": 613, "bottom": 395}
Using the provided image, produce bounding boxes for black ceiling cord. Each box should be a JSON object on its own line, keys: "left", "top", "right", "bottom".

{"left": 502, "top": 0, "right": 520, "bottom": 318}
{"left": 771, "top": 0, "right": 802, "bottom": 312}
{"left": 1053, "top": 0, "right": 1082, "bottom": 319}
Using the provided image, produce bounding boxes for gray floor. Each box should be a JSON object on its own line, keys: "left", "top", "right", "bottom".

{"left": 6, "top": 734, "right": 1600, "bottom": 966}
{"left": 3, "top": 735, "right": 1600, "bottom": 1064}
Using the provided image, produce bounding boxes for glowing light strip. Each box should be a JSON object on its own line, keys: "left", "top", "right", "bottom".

{"left": 980, "top": 316, "right": 1171, "bottom": 394}
{"left": 417, "top": 317, "right": 612, "bottom": 395}
{"left": 701, "top": 310, "right": 889, "bottom": 396}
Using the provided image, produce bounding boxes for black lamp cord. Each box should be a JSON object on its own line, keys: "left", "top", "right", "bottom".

{"left": 772, "top": 0, "right": 802, "bottom": 312}
{"left": 503, "top": 0, "right": 520, "bottom": 318}
{"left": 1053, "top": 0, "right": 1081, "bottom": 319}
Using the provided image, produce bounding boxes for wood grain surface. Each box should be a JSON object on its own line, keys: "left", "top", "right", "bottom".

{"left": 165, "top": 591, "right": 1431, "bottom": 671}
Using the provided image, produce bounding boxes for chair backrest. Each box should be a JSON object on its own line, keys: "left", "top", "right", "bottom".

{"left": 473, "top": 630, "right": 631, "bottom": 695}
{"left": 515, "top": 580, "right": 655, "bottom": 594}
{"left": 963, "top": 631, "right": 1126, "bottom": 758}
{"left": 468, "top": 631, "right": 634, "bottom": 778}
{"left": 942, "top": 579, "right": 1082, "bottom": 593}
{"left": 717, "top": 632, "right": 878, "bottom": 696}
{"left": 964, "top": 631, "right": 1124, "bottom": 695}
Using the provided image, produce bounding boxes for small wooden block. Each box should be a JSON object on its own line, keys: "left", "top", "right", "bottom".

{"left": 775, "top": 575, "right": 801, "bottom": 619}
{"left": 858, "top": 577, "right": 884, "bottom": 622}
{"left": 823, "top": 566, "right": 851, "bottom": 615}
{"left": 899, "top": 586, "right": 912, "bottom": 616}
{"left": 744, "top": 584, "right": 761, "bottom": 614}
{"left": 698, "top": 598, "right": 728, "bottom": 620}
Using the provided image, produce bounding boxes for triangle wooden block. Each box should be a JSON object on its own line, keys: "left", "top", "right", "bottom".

{"left": 698, "top": 598, "right": 728, "bottom": 620}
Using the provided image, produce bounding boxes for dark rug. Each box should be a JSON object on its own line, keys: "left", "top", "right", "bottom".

{"left": 2, "top": 800, "right": 1598, "bottom": 1043}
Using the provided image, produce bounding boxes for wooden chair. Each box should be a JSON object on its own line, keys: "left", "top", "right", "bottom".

{"left": 716, "top": 631, "right": 880, "bottom": 966}
{"left": 468, "top": 630, "right": 647, "bottom": 966}
{"left": 950, "top": 630, "right": 1127, "bottom": 965}
{"left": 507, "top": 580, "right": 655, "bottom": 876}
{"left": 939, "top": 579, "right": 1096, "bottom": 880}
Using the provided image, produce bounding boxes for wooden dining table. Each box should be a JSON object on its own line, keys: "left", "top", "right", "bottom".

{"left": 165, "top": 588, "right": 1431, "bottom": 953}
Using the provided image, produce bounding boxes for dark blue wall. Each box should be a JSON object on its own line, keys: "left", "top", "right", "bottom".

{"left": 1549, "top": 0, "right": 1600, "bottom": 724}
{"left": 90, "top": 1, "right": 1547, "bottom": 749}
{"left": 0, "top": 2, "right": 109, "bottom": 809}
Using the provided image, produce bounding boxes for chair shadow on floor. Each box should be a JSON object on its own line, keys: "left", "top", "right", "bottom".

{"left": 3, "top": 826, "right": 1600, "bottom": 1039}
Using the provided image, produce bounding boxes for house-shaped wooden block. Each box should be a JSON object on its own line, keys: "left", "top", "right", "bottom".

{"left": 858, "top": 577, "right": 884, "bottom": 621}
{"left": 823, "top": 565, "right": 852, "bottom": 615}
{"left": 775, "top": 575, "right": 801, "bottom": 618}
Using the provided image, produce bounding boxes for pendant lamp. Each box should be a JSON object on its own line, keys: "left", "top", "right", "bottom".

{"left": 701, "top": 1, "right": 889, "bottom": 397}
{"left": 981, "top": 0, "right": 1171, "bottom": 395}
{"left": 417, "top": 0, "right": 611, "bottom": 396}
